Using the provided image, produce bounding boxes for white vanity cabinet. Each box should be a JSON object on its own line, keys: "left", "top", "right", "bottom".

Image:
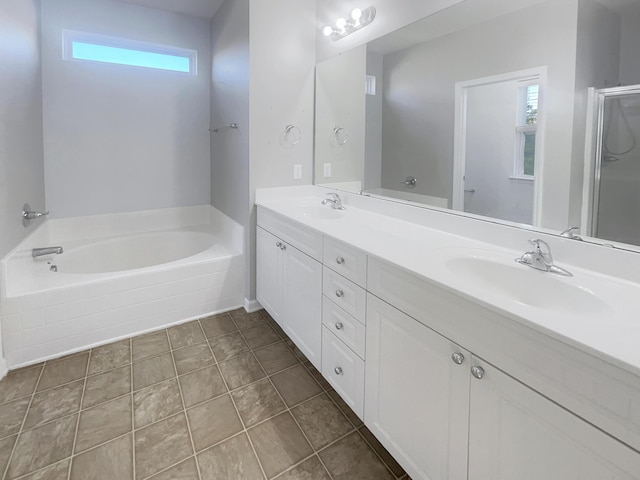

{"left": 255, "top": 194, "right": 640, "bottom": 480}
{"left": 366, "top": 294, "right": 640, "bottom": 480}
{"left": 256, "top": 210, "right": 323, "bottom": 369}
{"left": 365, "top": 295, "right": 470, "bottom": 480}
{"left": 321, "top": 238, "right": 368, "bottom": 418}
{"left": 366, "top": 260, "right": 640, "bottom": 480}
{"left": 468, "top": 358, "right": 640, "bottom": 479}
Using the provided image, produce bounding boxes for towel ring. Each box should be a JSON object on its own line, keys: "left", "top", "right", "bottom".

{"left": 280, "top": 124, "right": 302, "bottom": 148}
{"left": 331, "top": 126, "right": 348, "bottom": 147}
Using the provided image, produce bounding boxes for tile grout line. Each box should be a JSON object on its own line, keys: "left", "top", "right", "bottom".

{"left": 213, "top": 315, "right": 270, "bottom": 480}
{"left": 2, "top": 363, "right": 45, "bottom": 480}
{"left": 261, "top": 364, "right": 337, "bottom": 480}
{"left": 167, "top": 327, "right": 203, "bottom": 480}
{"left": 66, "top": 349, "right": 92, "bottom": 480}
{"left": 355, "top": 427, "right": 405, "bottom": 480}
{"left": 129, "top": 337, "right": 136, "bottom": 480}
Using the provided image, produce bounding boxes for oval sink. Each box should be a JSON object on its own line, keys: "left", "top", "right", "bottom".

{"left": 444, "top": 253, "right": 612, "bottom": 316}
{"left": 296, "top": 204, "right": 344, "bottom": 220}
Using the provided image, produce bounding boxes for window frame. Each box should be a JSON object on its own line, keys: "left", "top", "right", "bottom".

{"left": 62, "top": 30, "right": 197, "bottom": 75}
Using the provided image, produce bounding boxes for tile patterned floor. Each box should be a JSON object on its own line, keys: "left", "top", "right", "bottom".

{"left": 0, "top": 309, "right": 409, "bottom": 480}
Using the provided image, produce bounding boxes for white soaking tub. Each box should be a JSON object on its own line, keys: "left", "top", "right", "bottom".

{"left": 0, "top": 205, "right": 245, "bottom": 368}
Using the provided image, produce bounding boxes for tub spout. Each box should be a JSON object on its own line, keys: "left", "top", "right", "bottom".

{"left": 32, "top": 246, "right": 63, "bottom": 258}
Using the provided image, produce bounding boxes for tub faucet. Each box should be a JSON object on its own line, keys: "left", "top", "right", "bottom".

{"left": 32, "top": 246, "right": 63, "bottom": 258}
{"left": 321, "top": 193, "right": 345, "bottom": 210}
{"left": 515, "top": 239, "right": 572, "bottom": 276}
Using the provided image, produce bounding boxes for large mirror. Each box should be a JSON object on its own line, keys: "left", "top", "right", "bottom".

{"left": 314, "top": 0, "right": 640, "bottom": 250}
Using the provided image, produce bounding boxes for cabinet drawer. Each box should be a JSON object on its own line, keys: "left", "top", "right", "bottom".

{"left": 257, "top": 206, "right": 322, "bottom": 261}
{"left": 322, "top": 297, "right": 365, "bottom": 359}
{"left": 323, "top": 267, "right": 366, "bottom": 323}
{"left": 322, "top": 327, "right": 365, "bottom": 419}
{"left": 323, "top": 237, "right": 367, "bottom": 287}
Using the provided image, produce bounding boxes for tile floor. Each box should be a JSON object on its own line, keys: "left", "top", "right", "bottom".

{"left": 0, "top": 308, "right": 409, "bottom": 480}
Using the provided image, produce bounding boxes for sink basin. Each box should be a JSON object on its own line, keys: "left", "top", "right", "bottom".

{"left": 295, "top": 203, "right": 344, "bottom": 220}
{"left": 444, "top": 252, "right": 612, "bottom": 316}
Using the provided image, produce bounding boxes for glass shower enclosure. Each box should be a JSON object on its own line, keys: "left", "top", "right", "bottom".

{"left": 586, "top": 85, "right": 640, "bottom": 247}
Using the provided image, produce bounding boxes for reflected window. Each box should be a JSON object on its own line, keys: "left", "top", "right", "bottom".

{"left": 514, "top": 84, "right": 538, "bottom": 178}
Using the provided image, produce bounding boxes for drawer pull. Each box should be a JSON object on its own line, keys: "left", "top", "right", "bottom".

{"left": 471, "top": 366, "right": 485, "bottom": 380}
{"left": 335, "top": 322, "right": 344, "bottom": 330}
{"left": 451, "top": 352, "right": 465, "bottom": 365}
{"left": 335, "top": 290, "right": 344, "bottom": 298}
{"left": 336, "top": 257, "right": 345, "bottom": 265}
{"left": 334, "top": 366, "right": 343, "bottom": 375}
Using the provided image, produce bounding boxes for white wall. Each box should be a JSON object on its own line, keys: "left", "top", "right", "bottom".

{"left": 619, "top": 10, "right": 640, "bottom": 85}
{"left": 247, "top": 0, "right": 316, "bottom": 302}
{"left": 0, "top": 0, "right": 45, "bottom": 377}
{"left": 210, "top": 0, "right": 250, "bottom": 228}
{"left": 315, "top": 45, "right": 367, "bottom": 187}
{"left": 378, "top": 0, "right": 579, "bottom": 230}
{"left": 41, "top": 0, "right": 212, "bottom": 218}
{"left": 0, "top": 0, "right": 46, "bottom": 259}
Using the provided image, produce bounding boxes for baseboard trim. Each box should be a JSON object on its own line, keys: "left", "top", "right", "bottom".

{"left": 243, "top": 298, "right": 262, "bottom": 313}
{"left": 0, "top": 357, "right": 8, "bottom": 381}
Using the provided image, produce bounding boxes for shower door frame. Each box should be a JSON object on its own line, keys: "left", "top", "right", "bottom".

{"left": 582, "top": 84, "right": 640, "bottom": 238}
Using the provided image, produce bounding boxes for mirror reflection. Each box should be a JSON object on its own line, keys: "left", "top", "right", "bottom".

{"left": 314, "top": 0, "right": 640, "bottom": 248}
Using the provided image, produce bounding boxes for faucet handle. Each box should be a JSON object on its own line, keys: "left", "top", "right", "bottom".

{"left": 528, "top": 238, "right": 553, "bottom": 264}
{"left": 560, "top": 226, "right": 583, "bottom": 241}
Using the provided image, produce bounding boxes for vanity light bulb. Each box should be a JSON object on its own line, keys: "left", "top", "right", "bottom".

{"left": 336, "top": 17, "right": 347, "bottom": 29}
{"left": 351, "top": 8, "right": 362, "bottom": 21}
{"left": 322, "top": 25, "right": 334, "bottom": 36}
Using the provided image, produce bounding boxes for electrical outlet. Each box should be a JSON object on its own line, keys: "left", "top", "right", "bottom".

{"left": 293, "top": 164, "right": 302, "bottom": 179}
{"left": 323, "top": 163, "right": 332, "bottom": 178}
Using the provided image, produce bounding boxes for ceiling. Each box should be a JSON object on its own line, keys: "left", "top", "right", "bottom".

{"left": 116, "top": 0, "right": 225, "bottom": 19}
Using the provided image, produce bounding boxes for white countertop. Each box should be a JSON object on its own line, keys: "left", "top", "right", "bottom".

{"left": 256, "top": 186, "right": 640, "bottom": 377}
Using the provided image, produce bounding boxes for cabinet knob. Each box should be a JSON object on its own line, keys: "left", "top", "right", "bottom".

{"left": 451, "top": 352, "right": 465, "bottom": 365}
{"left": 336, "top": 257, "right": 345, "bottom": 265}
{"left": 335, "top": 322, "right": 344, "bottom": 330}
{"left": 471, "top": 366, "right": 485, "bottom": 380}
{"left": 275, "top": 242, "right": 282, "bottom": 248}
{"left": 281, "top": 244, "right": 286, "bottom": 251}
{"left": 334, "top": 366, "right": 343, "bottom": 375}
{"left": 335, "top": 290, "right": 344, "bottom": 298}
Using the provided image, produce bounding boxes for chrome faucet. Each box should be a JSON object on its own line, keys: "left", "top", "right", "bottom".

{"left": 32, "top": 246, "right": 63, "bottom": 258}
{"left": 515, "top": 239, "right": 572, "bottom": 276}
{"left": 321, "top": 193, "right": 345, "bottom": 210}
{"left": 560, "top": 226, "right": 583, "bottom": 241}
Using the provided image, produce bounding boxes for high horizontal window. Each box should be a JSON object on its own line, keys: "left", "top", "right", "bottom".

{"left": 63, "top": 31, "right": 197, "bottom": 74}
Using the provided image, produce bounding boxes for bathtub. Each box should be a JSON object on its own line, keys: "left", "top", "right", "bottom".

{"left": 0, "top": 205, "right": 244, "bottom": 368}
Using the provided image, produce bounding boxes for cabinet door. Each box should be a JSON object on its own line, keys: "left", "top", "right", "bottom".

{"left": 468, "top": 358, "right": 640, "bottom": 480}
{"left": 365, "top": 295, "right": 470, "bottom": 480}
{"left": 282, "top": 243, "right": 322, "bottom": 370}
{"left": 256, "top": 227, "right": 283, "bottom": 325}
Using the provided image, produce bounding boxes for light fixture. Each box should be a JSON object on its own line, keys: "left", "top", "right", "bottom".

{"left": 322, "top": 6, "right": 376, "bottom": 41}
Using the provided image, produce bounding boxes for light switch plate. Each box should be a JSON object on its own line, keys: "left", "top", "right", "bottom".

{"left": 293, "top": 164, "right": 302, "bottom": 179}
{"left": 323, "top": 163, "right": 332, "bottom": 178}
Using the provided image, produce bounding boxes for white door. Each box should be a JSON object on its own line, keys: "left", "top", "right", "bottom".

{"left": 468, "top": 357, "right": 640, "bottom": 479}
{"left": 256, "top": 227, "right": 283, "bottom": 325}
{"left": 282, "top": 243, "right": 322, "bottom": 369}
{"left": 365, "top": 295, "right": 470, "bottom": 480}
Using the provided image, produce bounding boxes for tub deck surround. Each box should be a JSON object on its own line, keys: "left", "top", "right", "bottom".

{"left": 0, "top": 205, "right": 245, "bottom": 369}
{"left": 255, "top": 186, "right": 640, "bottom": 378}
